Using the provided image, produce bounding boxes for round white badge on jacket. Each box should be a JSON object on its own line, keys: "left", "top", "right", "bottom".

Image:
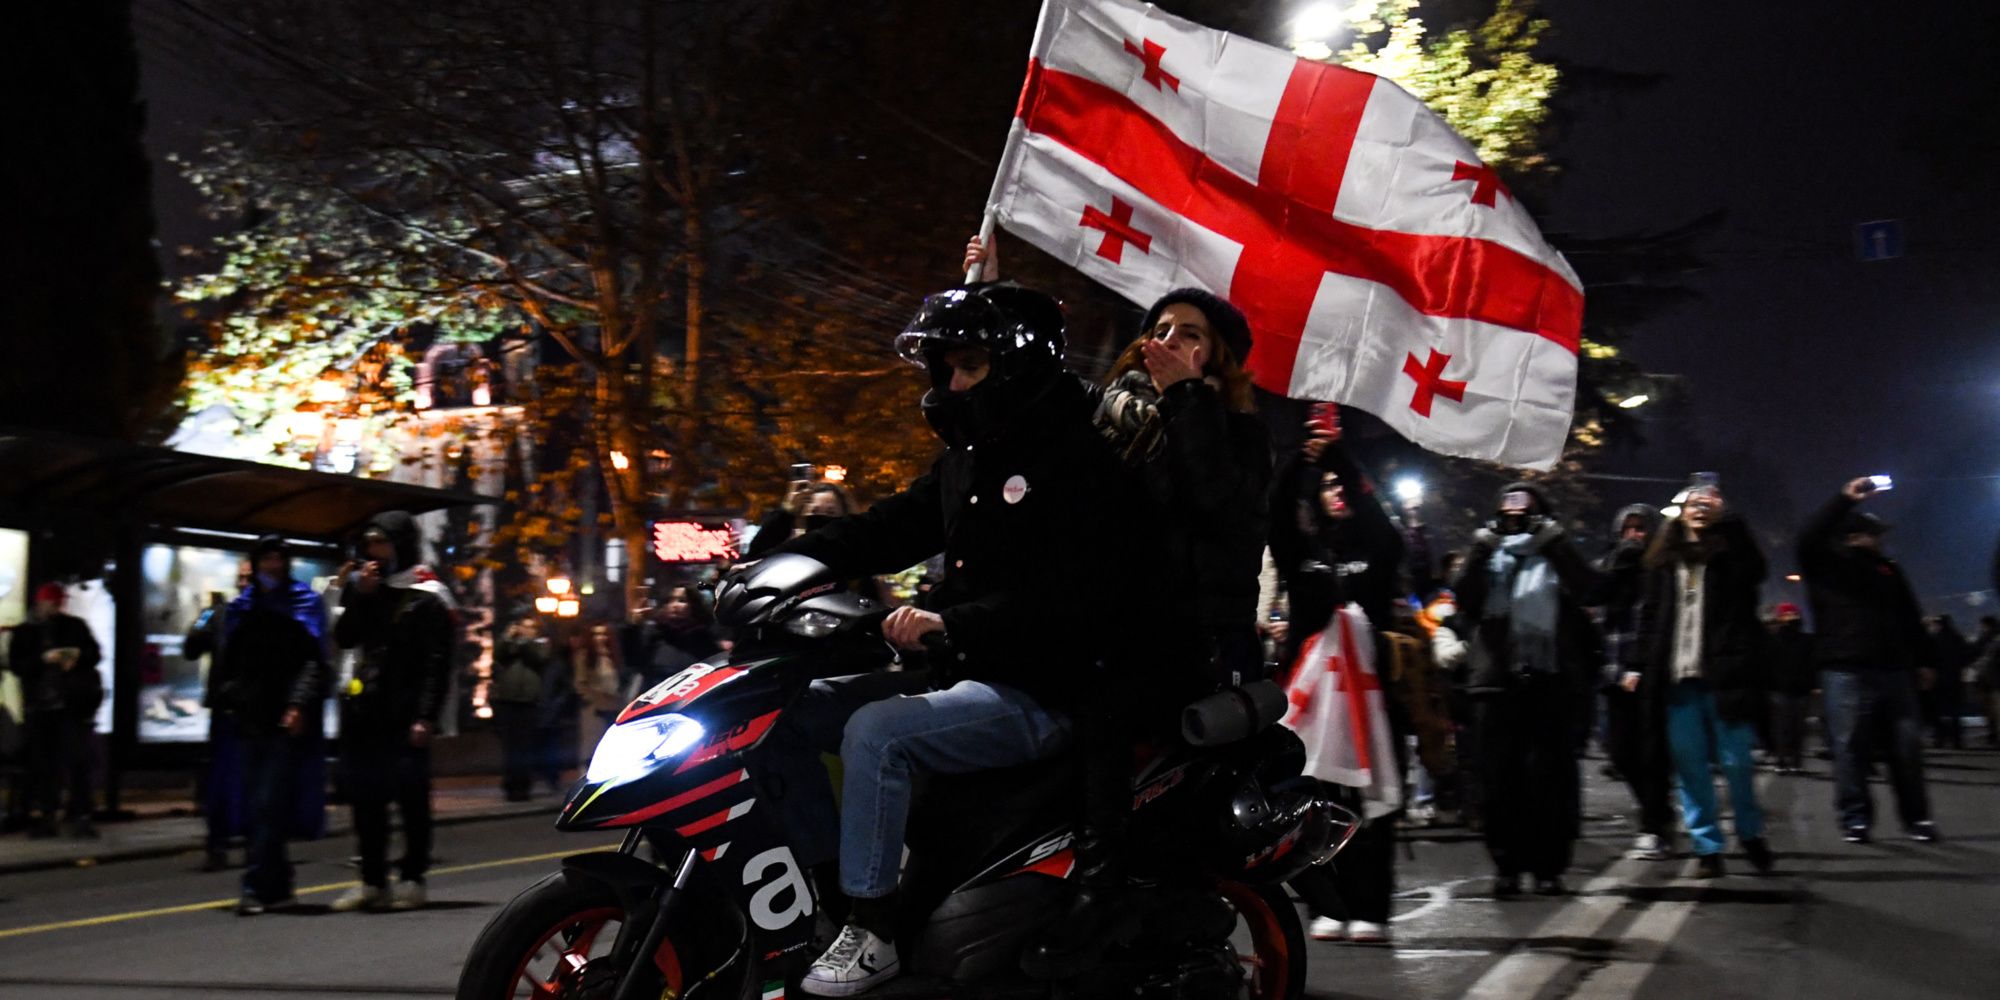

{"left": 1003, "top": 475, "right": 1030, "bottom": 504}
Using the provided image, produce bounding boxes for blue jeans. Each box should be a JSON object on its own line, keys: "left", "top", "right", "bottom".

{"left": 769, "top": 672, "right": 1071, "bottom": 899}
{"left": 1822, "top": 670, "right": 1931, "bottom": 830}
{"left": 1665, "top": 680, "right": 1763, "bottom": 856}
{"left": 241, "top": 732, "right": 301, "bottom": 902}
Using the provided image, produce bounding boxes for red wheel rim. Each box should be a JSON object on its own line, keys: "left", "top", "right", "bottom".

{"left": 1217, "top": 882, "right": 1291, "bottom": 1000}
{"left": 506, "top": 905, "right": 684, "bottom": 1000}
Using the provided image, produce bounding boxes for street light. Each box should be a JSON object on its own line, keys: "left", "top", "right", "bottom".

{"left": 556, "top": 598, "right": 581, "bottom": 618}
{"left": 535, "top": 595, "right": 560, "bottom": 614}
{"left": 1288, "top": 2, "right": 1351, "bottom": 60}
{"left": 1394, "top": 477, "right": 1423, "bottom": 505}
{"left": 823, "top": 465, "right": 849, "bottom": 484}
{"left": 547, "top": 576, "right": 572, "bottom": 596}
{"left": 1617, "top": 394, "right": 1650, "bottom": 409}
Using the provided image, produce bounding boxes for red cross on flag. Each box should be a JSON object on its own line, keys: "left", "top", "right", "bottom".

{"left": 981, "top": 0, "right": 1584, "bottom": 469}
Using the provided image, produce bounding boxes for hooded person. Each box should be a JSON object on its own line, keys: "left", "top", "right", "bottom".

{"left": 1634, "top": 480, "right": 1773, "bottom": 876}
{"left": 1591, "top": 504, "right": 1675, "bottom": 860}
{"left": 1451, "top": 481, "right": 1606, "bottom": 896}
{"left": 217, "top": 534, "right": 330, "bottom": 914}
{"left": 329, "top": 510, "right": 457, "bottom": 913}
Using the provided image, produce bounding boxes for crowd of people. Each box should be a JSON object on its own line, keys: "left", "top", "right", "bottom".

{"left": 4, "top": 251, "right": 1999, "bottom": 980}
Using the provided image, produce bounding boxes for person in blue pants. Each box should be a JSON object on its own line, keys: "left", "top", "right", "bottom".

{"left": 1634, "top": 480, "right": 1774, "bottom": 877}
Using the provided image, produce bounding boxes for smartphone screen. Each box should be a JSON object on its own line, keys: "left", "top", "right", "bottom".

{"left": 790, "top": 462, "right": 814, "bottom": 482}
{"left": 1868, "top": 474, "right": 1894, "bottom": 492}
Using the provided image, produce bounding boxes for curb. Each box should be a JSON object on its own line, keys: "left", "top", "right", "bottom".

{"left": 0, "top": 802, "right": 560, "bottom": 877}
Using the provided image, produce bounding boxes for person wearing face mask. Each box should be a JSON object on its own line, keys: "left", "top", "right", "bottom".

{"left": 1592, "top": 504, "right": 1674, "bottom": 861}
{"left": 1798, "top": 477, "right": 1937, "bottom": 844}
{"left": 329, "top": 511, "right": 457, "bottom": 913}
{"left": 214, "top": 535, "right": 329, "bottom": 914}
{"left": 747, "top": 481, "right": 859, "bottom": 559}
{"left": 1453, "top": 482, "right": 1606, "bottom": 897}
{"left": 1634, "top": 481, "right": 1773, "bottom": 877}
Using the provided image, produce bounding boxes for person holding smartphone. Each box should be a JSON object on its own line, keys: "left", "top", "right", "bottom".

{"left": 1798, "top": 476, "right": 1938, "bottom": 843}
{"left": 1633, "top": 480, "right": 1773, "bottom": 877}
{"left": 1452, "top": 482, "right": 1606, "bottom": 897}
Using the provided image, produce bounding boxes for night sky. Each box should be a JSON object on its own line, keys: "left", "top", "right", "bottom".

{"left": 133, "top": 1, "right": 2000, "bottom": 611}
{"left": 1539, "top": 0, "right": 2000, "bottom": 612}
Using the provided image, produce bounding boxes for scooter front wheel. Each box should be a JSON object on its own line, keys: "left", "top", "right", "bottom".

{"left": 456, "top": 870, "right": 684, "bottom": 1000}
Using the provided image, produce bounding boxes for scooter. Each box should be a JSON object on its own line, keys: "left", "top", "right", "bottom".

{"left": 457, "top": 554, "right": 1355, "bottom": 1000}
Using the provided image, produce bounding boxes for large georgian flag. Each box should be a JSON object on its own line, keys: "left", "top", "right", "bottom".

{"left": 984, "top": 0, "right": 1584, "bottom": 469}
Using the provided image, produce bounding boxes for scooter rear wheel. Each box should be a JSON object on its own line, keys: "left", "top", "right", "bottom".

{"left": 1217, "top": 881, "right": 1306, "bottom": 1000}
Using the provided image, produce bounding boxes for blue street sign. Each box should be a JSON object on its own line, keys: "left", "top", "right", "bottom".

{"left": 1855, "top": 219, "right": 1903, "bottom": 262}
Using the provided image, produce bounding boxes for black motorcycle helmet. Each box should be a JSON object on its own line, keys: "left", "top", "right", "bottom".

{"left": 894, "top": 282, "right": 1067, "bottom": 446}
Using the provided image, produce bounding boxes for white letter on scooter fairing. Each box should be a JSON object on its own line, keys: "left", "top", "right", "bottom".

{"left": 742, "top": 847, "right": 815, "bottom": 931}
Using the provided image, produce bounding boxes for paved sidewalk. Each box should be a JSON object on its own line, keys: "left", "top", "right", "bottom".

{"left": 0, "top": 773, "right": 565, "bottom": 875}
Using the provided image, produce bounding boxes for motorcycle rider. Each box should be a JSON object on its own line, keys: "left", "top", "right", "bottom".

{"left": 769, "top": 282, "right": 1144, "bottom": 996}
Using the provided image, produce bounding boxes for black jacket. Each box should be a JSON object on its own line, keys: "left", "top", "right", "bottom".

{"left": 1268, "top": 442, "right": 1404, "bottom": 668}
{"left": 1594, "top": 540, "right": 1649, "bottom": 678}
{"left": 334, "top": 582, "right": 455, "bottom": 734}
{"left": 1116, "top": 378, "right": 1271, "bottom": 636}
{"left": 214, "top": 581, "right": 328, "bottom": 734}
{"left": 5, "top": 613, "right": 102, "bottom": 717}
{"left": 1452, "top": 484, "right": 1606, "bottom": 695}
{"left": 1636, "top": 517, "right": 1770, "bottom": 724}
{"left": 644, "top": 622, "right": 722, "bottom": 688}
{"left": 1769, "top": 623, "right": 1816, "bottom": 696}
{"left": 784, "top": 376, "right": 1143, "bottom": 712}
{"left": 1797, "top": 495, "right": 1930, "bottom": 672}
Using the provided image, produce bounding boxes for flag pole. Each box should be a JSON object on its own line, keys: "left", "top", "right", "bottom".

{"left": 968, "top": 0, "right": 1059, "bottom": 285}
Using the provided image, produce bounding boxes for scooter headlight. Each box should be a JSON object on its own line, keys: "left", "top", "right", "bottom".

{"left": 585, "top": 713, "right": 706, "bottom": 783}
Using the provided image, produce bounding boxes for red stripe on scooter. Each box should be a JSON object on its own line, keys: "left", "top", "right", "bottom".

{"left": 607, "top": 769, "right": 747, "bottom": 827}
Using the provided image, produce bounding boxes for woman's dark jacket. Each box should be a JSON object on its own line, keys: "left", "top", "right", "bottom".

{"left": 1267, "top": 441, "right": 1403, "bottom": 670}
{"left": 1635, "top": 516, "right": 1769, "bottom": 723}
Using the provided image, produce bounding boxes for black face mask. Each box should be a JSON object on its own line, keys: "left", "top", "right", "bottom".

{"left": 802, "top": 514, "right": 837, "bottom": 532}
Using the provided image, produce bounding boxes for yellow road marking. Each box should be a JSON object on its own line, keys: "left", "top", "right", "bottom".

{"left": 0, "top": 845, "right": 618, "bottom": 940}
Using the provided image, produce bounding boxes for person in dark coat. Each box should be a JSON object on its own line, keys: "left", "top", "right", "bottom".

{"left": 6, "top": 583, "right": 103, "bottom": 839}
{"left": 1973, "top": 614, "right": 2000, "bottom": 749}
{"left": 1798, "top": 478, "right": 1936, "bottom": 843}
{"left": 1634, "top": 484, "right": 1772, "bottom": 876}
{"left": 329, "top": 511, "right": 456, "bottom": 911}
{"left": 489, "top": 616, "right": 552, "bottom": 802}
{"left": 1268, "top": 405, "right": 1406, "bottom": 944}
{"left": 1767, "top": 603, "right": 1816, "bottom": 772}
{"left": 183, "top": 568, "right": 249, "bottom": 871}
{"left": 641, "top": 584, "right": 723, "bottom": 691}
{"left": 1453, "top": 482, "right": 1605, "bottom": 896}
{"left": 1924, "top": 615, "right": 1970, "bottom": 750}
{"left": 217, "top": 535, "right": 329, "bottom": 914}
{"left": 1592, "top": 504, "right": 1674, "bottom": 861}
{"left": 774, "top": 283, "right": 1146, "bottom": 996}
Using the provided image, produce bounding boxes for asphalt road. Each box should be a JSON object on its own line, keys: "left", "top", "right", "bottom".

{"left": 1, "top": 745, "right": 1995, "bottom": 999}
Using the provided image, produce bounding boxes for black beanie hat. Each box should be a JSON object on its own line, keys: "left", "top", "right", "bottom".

{"left": 250, "top": 533, "right": 289, "bottom": 563}
{"left": 1139, "top": 288, "right": 1253, "bottom": 366}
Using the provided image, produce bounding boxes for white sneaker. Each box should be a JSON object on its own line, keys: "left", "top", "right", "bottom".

{"left": 389, "top": 879, "right": 427, "bottom": 911}
{"left": 1629, "top": 833, "right": 1668, "bottom": 860}
{"left": 1345, "top": 919, "right": 1390, "bottom": 945}
{"left": 330, "top": 884, "right": 385, "bottom": 912}
{"left": 800, "top": 924, "right": 900, "bottom": 996}
{"left": 1309, "top": 916, "right": 1347, "bottom": 941}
